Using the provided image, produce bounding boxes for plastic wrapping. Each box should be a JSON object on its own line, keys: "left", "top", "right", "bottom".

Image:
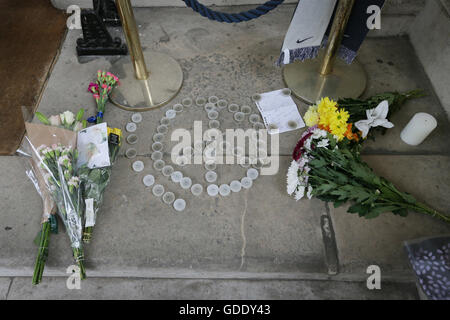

{"left": 78, "top": 127, "right": 122, "bottom": 243}
{"left": 20, "top": 139, "right": 56, "bottom": 223}
{"left": 24, "top": 122, "right": 86, "bottom": 279}
{"left": 17, "top": 136, "right": 58, "bottom": 285}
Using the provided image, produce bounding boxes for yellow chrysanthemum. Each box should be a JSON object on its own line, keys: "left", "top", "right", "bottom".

{"left": 330, "top": 122, "right": 347, "bottom": 140}
{"left": 317, "top": 97, "right": 338, "bottom": 127}
{"left": 307, "top": 96, "right": 357, "bottom": 141}
{"left": 304, "top": 105, "right": 319, "bottom": 127}
{"left": 335, "top": 109, "right": 349, "bottom": 123}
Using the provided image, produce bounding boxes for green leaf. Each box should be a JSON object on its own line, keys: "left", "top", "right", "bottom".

{"left": 35, "top": 112, "right": 50, "bottom": 125}
{"left": 400, "top": 192, "right": 417, "bottom": 205}
{"left": 315, "top": 183, "right": 338, "bottom": 194}
{"left": 76, "top": 108, "right": 85, "bottom": 121}
{"left": 330, "top": 189, "right": 349, "bottom": 201}
{"left": 333, "top": 200, "right": 346, "bottom": 208}
{"left": 392, "top": 208, "right": 409, "bottom": 217}
{"left": 309, "top": 158, "right": 327, "bottom": 168}
{"left": 333, "top": 171, "right": 348, "bottom": 185}
{"left": 365, "top": 205, "right": 399, "bottom": 219}
{"left": 348, "top": 203, "right": 370, "bottom": 215}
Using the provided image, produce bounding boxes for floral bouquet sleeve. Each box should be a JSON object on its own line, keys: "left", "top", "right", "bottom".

{"left": 25, "top": 114, "right": 87, "bottom": 280}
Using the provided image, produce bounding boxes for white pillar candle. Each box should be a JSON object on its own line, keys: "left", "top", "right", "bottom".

{"left": 400, "top": 112, "right": 437, "bottom": 146}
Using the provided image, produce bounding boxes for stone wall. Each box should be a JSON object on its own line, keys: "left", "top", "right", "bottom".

{"left": 409, "top": 0, "right": 450, "bottom": 119}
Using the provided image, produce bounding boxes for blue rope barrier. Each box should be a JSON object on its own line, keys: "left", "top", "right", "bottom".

{"left": 182, "top": 0, "right": 284, "bottom": 23}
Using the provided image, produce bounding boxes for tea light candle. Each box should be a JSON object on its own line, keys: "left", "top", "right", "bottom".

{"left": 400, "top": 113, "right": 437, "bottom": 146}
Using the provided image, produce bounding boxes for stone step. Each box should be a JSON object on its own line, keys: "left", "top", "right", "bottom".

{"left": 330, "top": 155, "right": 450, "bottom": 275}
{"left": 1, "top": 276, "right": 418, "bottom": 300}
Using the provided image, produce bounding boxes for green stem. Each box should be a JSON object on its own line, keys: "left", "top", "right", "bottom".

{"left": 72, "top": 247, "right": 87, "bottom": 280}
{"left": 379, "top": 198, "right": 450, "bottom": 223}
{"left": 415, "top": 202, "right": 450, "bottom": 224}
{"left": 32, "top": 221, "right": 50, "bottom": 285}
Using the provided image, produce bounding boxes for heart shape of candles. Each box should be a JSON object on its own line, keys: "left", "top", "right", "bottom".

{"left": 125, "top": 95, "right": 271, "bottom": 211}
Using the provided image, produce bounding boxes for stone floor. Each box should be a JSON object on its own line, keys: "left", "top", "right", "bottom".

{"left": 0, "top": 6, "right": 449, "bottom": 299}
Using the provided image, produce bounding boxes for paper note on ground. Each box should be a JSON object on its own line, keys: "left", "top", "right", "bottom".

{"left": 77, "top": 122, "right": 110, "bottom": 169}
{"left": 254, "top": 89, "right": 305, "bottom": 134}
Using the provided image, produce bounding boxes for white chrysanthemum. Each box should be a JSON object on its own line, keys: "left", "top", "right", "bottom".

{"left": 295, "top": 185, "right": 305, "bottom": 201}
{"left": 287, "top": 160, "right": 300, "bottom": 195}
{"left": 316, "top": 139, "right": 329, "bottom": 148}
{"left": 312, "top": 129, "right": 327, "bottom": 139}
{"left": 304, "top": 137, "right": 312, "bottom": 150}
{"left": 307, "top": 185, "right": 313, "bottom": 199}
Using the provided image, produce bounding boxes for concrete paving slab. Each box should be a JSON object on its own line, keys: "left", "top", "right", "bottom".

{"left": 330, "top": 155, "right": 450, "bottom": 275}
{"left": 0, "top": 278, "right": 11, "bottom": 300}
{"left": 0, "top": 154, "right": 326, "bottom": 275}
{"left": 82, "top": 155, "right": 326, "bottom": 274}
{"left": 6, "top": 276, "right": 418, "bottom": 300}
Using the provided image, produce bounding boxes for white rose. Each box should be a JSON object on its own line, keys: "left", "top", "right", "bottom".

{"left": 49, "top": 115, "right": 61, "bottom": 126}
{"left": 62, "top": 111, "right": 75, "bottom": 125}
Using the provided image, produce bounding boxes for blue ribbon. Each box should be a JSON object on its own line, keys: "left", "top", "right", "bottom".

{"left": 87, "top": 112, "right": 104, "bottom": 123}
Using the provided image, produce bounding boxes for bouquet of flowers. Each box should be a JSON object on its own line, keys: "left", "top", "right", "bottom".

{"left": 37, "top": 142, "right": 87, "bottom": 277}
{"left": 24, "top": 109, "right": 87, "bottom": 284}
{"left": 80, "top": 70, "right": 122, "bottom": 243}
{"left": 288, "top": 94, "right": 450, "bottom": 224}
{"left": 88, "top": 70, "right": 120, "bottom": 124}
{"left": 79, "top": 126, "right": 122, "bottom": 243}
{"left": 21, "top": 147, "right": 57, "bottom": 285}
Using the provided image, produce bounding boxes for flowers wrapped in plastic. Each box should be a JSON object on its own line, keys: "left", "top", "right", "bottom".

{"left": 19, "top": 139, "right": 58, "bottom": 285}
{"left": 80, "top": 70, "right": 122, "bottom": 243}
{"left": 22, "top": 109, "right": 87, "bottom": 284}
{"left": 288, "top": 93, "right": 450, "bottom": 224}
{"left": 79, "top": 126, "right": 122, "bottom": 243}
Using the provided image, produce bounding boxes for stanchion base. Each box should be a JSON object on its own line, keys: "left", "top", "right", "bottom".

{"left": 110, "top": 51, "right": 183, "bottom": 111}
{"left": 282, "top": 52, "right": 367, "bottom": 104}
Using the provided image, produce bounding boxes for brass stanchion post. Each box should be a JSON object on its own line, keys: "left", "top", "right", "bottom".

{"left": 110, "top": 0, "right": 183, "bottom": 111}
{"left": 282, "top": 0, "right": 366, "bottom": 104}
{"left": 115, "top": 0, "right": 149, "bottom": 80}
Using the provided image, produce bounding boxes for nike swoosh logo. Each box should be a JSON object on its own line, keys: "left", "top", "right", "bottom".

{"left": 296, "top": 36, "right": 314, "bottom": 44}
